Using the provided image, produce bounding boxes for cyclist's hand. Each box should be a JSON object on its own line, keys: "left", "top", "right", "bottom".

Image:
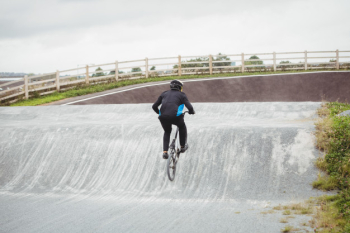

{"left": 189, "top": 110, "right": 195, "bottom": 115}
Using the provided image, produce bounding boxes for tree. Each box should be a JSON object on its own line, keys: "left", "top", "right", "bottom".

{"left": 213, "top": 53, "right": 231, "bottom": 67}
{"left": 150, "top": 66, "right": 156, "bottom": 70}
{"left": 245, "top": 55, "right": 263, "bottom": 65}
{"left": 131, "top": 67, "right": 142, "bottom": 72}
{"left": 173, "top": 57, "right": 208, "bottom": 69}
{"left": 280, "top": 61, "right": 291, "bottom": 64}
{"left": 329, "top": 59, "right": 336, "bottom": 62}
{"left": 172, "top": 53, "right": 231, "bottom": 69}
{"left": 92, "top": 67, "right": 104, "bottom": 77}
{"left": 108, "top": 70, "right": 125, "bottom": 75}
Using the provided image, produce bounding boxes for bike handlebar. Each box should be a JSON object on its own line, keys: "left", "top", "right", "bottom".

{"left": 182, "top": 111, "right": 195, "bottom": 116}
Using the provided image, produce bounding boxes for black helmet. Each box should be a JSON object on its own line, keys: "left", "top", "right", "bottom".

{"left": 170, "top": 80, "right": 183, "bottom": 91}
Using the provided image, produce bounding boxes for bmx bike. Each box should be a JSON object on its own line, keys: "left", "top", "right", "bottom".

{"left": 167, "top": 111, "right": 188, "bottom": 181}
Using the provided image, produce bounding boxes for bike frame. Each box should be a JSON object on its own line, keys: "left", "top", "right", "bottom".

{"left": 167, "top": 111, "right": 189, "bottom": 181}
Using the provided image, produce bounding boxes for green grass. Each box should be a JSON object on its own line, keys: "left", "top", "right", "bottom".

{"left": 280, "top": 218, "right": 288, "bottom": 223}
{"left": 312, "top": 173, "right": 338, "bottom": 191}
{"left": 281, "top": 225, "right": 294, "bottom": 233}
{"left": 315, "top": 156, "right": 328, "bottom": 172}
{"left": 312, "top": 101, "right": 350, "bottom": 232}
{"left": 282, "top": 210, "right": 291, "bottom": 215}
{"left": 311, "top": 196, "right": 348, "bottom": 232}
{"left": 1, "top": 69, "right": 345, "bottom": 107}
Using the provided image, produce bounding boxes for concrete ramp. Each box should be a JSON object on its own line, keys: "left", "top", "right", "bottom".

{"left": 0, "top": 103, "right": 324, "bottom": 232}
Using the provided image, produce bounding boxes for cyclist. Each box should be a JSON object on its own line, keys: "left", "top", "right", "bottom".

{"left": 152, "top": 80, "right": 195, "bottom": 159}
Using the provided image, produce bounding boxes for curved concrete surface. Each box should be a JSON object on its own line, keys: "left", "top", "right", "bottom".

{"left": 0, "top": 103, "right": 326, "bottom": 232}
{"left": 52, "top": 71, "right": 350, "bottom": 105}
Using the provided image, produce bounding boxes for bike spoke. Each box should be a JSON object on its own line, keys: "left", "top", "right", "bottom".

{"left": 167, "top": 143, "right": 179, "bottom": 181}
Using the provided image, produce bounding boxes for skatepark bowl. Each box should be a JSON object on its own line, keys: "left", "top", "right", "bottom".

{"left": 1, "top": 72, "right": 349, "bottom": 232}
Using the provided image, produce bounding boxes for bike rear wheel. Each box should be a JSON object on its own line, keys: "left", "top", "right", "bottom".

{"left": 167, "top": 149, "right": 177, "bottom": 181}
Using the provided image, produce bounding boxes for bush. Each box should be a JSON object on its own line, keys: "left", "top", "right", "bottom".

{"left": 313, "top": 102, "right": 350, "bottom": 230}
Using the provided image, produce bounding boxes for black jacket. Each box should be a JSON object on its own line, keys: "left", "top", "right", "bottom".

{"left": 152, "top": 90, "right": 194, "bottom": 117}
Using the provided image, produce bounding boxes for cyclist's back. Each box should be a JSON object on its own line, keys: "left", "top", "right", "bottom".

{"left": 153, "top": 90, "right": 192, "bottom": 118}
{"left": 152, "top": 80, "right": 195, "bottom": 159}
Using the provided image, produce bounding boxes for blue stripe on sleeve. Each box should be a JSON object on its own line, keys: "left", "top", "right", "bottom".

{"left": 176, "top": 104, "right": 184, "bottom": 116}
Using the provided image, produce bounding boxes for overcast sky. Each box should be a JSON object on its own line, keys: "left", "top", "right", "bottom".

{"left": 0, "top": 0, "right": 349, "bottom": 73}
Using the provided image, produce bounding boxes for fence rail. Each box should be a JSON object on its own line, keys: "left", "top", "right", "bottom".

{"left": 1, "top": 49, "right": 349, "bottom": 104}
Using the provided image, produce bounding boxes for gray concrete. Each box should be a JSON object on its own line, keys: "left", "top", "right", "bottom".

{"left": 0, "top": 103, "right": 328, "bottom": 232}
{"left": 339, "top": 110, "right": 350, "bottom": 116}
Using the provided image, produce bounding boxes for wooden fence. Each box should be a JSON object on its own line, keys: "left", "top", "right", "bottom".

{"left": 1, "top": 49, "right": 349, "bottom": 104}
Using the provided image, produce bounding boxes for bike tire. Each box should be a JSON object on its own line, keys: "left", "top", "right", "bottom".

{"left": 167, "top": 150, "right": 176, "bottom": 181}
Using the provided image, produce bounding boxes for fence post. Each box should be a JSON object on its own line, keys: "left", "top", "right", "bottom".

{"left": 24, "top": 75, "right": 28, "bottom": 99}
{"left": 336, "top": 49, "right": 339, "bottom": 70}
{"left": 115, "top": 61, "right": 119, "bottom": 81}
{"left": 178, "top": 55, "right": 182, "bottom": 76}
{"left": 209, "top": 55, "right": 213, "bottom": 75}
{"left": 56, "top": 70, "right": 60, "bottom": 91}
{"left": 241, "top": 53, "right": 245, "bottom": 73}
{"left": 273, "top": 52, "right": 276, "bottom": 72}
{"left": 85, "top": 65, "right": 89, "bottom": 84}
{"left": 304, "top": 50, "right": 308, "bottom": 70}
{"left": 145, "top": 58, "right": 149, "bottom": 78}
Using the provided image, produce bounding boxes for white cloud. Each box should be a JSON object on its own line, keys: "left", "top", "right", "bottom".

{"left": 0, "top": 0, "right": 349, "bottom": 73}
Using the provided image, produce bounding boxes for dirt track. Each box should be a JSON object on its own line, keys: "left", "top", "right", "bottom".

{"left": 52, "top": 71, "right": 350, "bottom": 105}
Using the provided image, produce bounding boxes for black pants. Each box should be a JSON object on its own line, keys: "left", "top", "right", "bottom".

{"left": 159, "top": 115, "right": 187, "bottom": 151}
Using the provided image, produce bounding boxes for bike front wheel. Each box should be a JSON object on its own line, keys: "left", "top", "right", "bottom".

{"left": 167, "top": 150, "right": 177, "bottom": 181}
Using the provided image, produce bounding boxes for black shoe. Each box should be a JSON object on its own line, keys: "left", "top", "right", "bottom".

{"left": 163, "top": 152, "right": 169, "bottom": 159}
{"left": 180, "top": 144, "right": 188, "bottom": 153}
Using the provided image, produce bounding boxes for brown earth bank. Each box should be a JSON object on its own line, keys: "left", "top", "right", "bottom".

{"left": 0, "top": 80, "right": 24, "bottom": 89}
{"left": 52, "top": 71, "right": 350, "bottom": 105}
